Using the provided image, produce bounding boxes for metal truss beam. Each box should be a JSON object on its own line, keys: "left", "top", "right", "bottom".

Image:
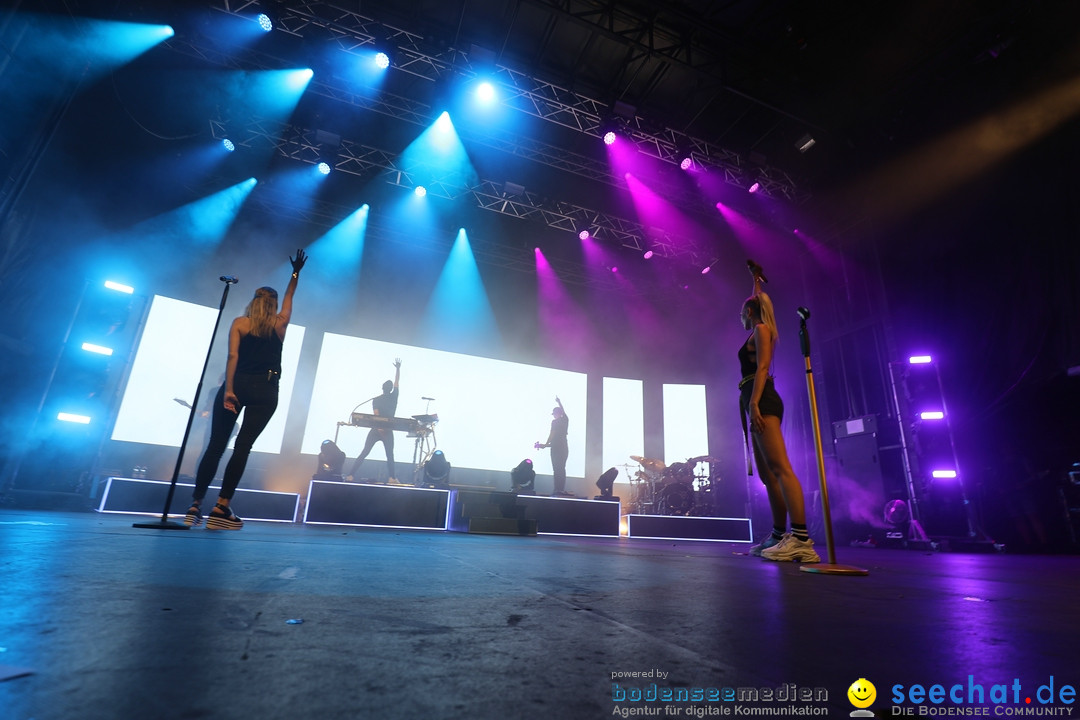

{"left": 204, "top": 0, "right": 807, "bottom": 202}
{"left": 210, "top": 117, "right": 713, "bottom": 267}
{"left": 215, "top": 173, "right": 625, "bottom": 294}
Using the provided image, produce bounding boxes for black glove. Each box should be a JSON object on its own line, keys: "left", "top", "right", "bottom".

{"left": 290, "top": 248, "right": 308, "bottom": 276}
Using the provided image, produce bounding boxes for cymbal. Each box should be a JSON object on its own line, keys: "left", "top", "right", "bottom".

{"left": 630, "top": 455, "right": 665, "bottom": 471}
{"left": 689, "top": 455, "right": 720, "bottom": 464}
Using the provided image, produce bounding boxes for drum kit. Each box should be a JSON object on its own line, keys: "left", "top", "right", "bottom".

{"left": 625, "top": 455, "right": 721, "bottom": 516}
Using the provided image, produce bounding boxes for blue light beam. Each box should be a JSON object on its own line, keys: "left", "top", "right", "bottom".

{"left": 129, "top": 177, "right": 257, "bottom": 250}
{"left": 306, "top": 204, "right": 369, "bottom": 285}
{"left": 420, "top": 229, "right": 499, "bottom": 352}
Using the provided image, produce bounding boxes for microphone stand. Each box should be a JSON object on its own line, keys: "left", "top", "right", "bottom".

{"left": 335, "top": 398, "right": 376, "bottom": 443}
{"left": 134, "top": 276, "right": 237, "bottom": 530}
{"left": 794, "top": 307, "right": 868, "bottom": 576}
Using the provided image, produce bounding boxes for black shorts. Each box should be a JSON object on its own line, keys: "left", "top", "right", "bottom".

{"left": 740, "top": 377, "right": 784, "bottom": 421}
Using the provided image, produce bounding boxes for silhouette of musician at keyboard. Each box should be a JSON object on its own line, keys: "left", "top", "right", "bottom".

{"left": 347, "top": 359, "right": 401, "bottom": 483}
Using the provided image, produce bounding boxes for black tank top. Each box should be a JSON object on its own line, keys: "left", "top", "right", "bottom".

{"left": 236, "top": 330, "right": 283, "bottom": 375}
{"left": 738, "top": 335, "right": 756, "bottom": 377}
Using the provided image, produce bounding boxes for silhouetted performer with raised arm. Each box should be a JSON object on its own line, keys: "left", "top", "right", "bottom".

{"left": 348, "top": 359, "right": 401, "bottom": 483}
{"left": 185, "top": 249, "right": 307, "bottom": 530}
{"left": 536, "top": 396, "right": 570, "bottom": 496}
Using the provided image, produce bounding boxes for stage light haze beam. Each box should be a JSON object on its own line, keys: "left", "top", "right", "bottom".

{"left": 305, "top": 205, "right": 369, "bottom": 287}
{"left": 420, "top": 229, "right": 499, "bottom": 353}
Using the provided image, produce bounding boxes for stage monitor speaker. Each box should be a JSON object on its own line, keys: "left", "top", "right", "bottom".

{"left": 831, "top": 415, "right": 886, "bottom": 543}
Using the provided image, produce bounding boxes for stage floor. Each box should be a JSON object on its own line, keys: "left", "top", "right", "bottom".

{"left": 1, "top": 509, "right": 1076, "bottom": 720}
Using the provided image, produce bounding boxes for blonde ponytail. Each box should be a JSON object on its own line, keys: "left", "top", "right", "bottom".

{"left": 245, "top": 286, "right": 279, "bottom": 338}
{"left": 756, "top": 290, "right": 779, "bottom": 343}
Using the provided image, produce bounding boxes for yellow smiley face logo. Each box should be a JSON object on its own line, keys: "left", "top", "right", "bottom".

{"left": 848, "top": 678, "right": 876, "bottom": 709}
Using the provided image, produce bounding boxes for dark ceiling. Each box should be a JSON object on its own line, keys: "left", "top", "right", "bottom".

{"left": 64, "top": 0, "right": 1073, "bottom": 208}
{"left": 218, "top": 0, "right": 1079, "bottom": 197}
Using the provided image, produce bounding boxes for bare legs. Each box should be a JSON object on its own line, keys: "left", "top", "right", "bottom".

{"left": 751, "top": 414, "right": 806, "bottom": 526}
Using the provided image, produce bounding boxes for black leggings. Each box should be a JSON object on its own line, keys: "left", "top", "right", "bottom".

{"left": 350, "top": 429, "right": 396, "bottom": 479}
{"left": 193, "top": 373, "right": 279, "bottom": 502}
{"left": 550, "top": 443, "right": 568, "bottom": 493}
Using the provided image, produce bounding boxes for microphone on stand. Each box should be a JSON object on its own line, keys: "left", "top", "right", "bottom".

{"left": 421, "top": 397, "right": 435, "bottom": 401}
{"left": 219, "top": 275, "right": 239, "bottom": 284}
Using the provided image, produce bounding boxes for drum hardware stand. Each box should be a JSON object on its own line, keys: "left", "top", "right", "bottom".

{"left": 795, "top": 307, "right": 869, "bottom": 576}
{"left": 134, "top": 275, "right": 236, "bottom": 531}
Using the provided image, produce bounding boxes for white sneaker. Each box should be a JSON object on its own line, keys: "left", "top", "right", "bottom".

{"left": 761, "top": 535, "right": 820, "bottom": 563}
{"left": 750, "top": 532, "right": 788, "bottom": 557}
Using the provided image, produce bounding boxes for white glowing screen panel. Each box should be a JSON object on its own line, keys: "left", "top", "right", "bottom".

{"left": 602, "top": 377, "right": 644, "bottom": 480}
{"left": 663, "top": 383, "right": 709, "bottom": 465}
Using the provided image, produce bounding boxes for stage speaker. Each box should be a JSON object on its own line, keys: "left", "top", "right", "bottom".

{"left": 831, "top": 415, "right": 886, "bottom": 543}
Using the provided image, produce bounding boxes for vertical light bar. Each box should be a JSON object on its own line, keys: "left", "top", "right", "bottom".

{"left": 81, "top": 342, "right": 114, "bottom": 356}
{"left": 104, "top": 280, "right": 134, "bottom": 294}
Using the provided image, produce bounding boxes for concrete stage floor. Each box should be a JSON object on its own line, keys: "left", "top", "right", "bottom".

{"left": 1, "top": 509, "right": 1076, "bottom": 720}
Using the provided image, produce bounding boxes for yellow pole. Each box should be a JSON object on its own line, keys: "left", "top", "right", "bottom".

{"left": 796, "top": 310, "right": 868, "bottom": 576}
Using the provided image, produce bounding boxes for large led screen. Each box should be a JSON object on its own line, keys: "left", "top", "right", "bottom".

{"left": 302, "top": 334, "right": 587, "bottom": 476}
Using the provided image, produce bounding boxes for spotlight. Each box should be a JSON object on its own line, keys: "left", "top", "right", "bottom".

{"left": 920, "top": 411, "right": 945, "bottom": 420}
{"left": 222, "top": 138, "right": 235, "bottom": 152}
{"left": 510, "top": 458, "right": 535, "bottom": 494}
{"left": 909, "top": 355, "right": 933, "bottom": 364}
{"left": 931, "top": 469, "right": 957, "bottom": 479}
{"left": 104, "top": 280, "right": 134, "bottom": 294}
{"left": 578, "top": 229, "right": 590, "bottom": 241}
{"left": 414, "top": 185, "right": 427, "bottom": 197}
{"left": 502, "top": 180, "right": 525, "bottom": 197}
{"left": 643, "top": 250, "right": 653, "bottom": 259}
{"left": 610, "top": 266, "right": 618, "bottom": 273}
{"left": 57, "top": 412, "right": 91, "bottom": 425}
{"left": 256, "top": 13, "right": 273, "bottom": 32}
{"left": 423, "top": 450, "right": 451, "bottom": 488}
{"left": 434, "top": 112, "right": 453, "bottom": 133}
{"left": 594, "top": 467, "right": 619, "bottom": 501}
{"left": 603, "top": 131, "right": 617, "bottom": 145}
{"left": 883, "top": 499, "right": 910, "bottom": 527}
{"left": 679, "top": 156, "right": 693, "bottom": 170}
{"left": 316, "top": 161, "right": 331, "bottom": 175}
{"left": 475, "top": 81, "right": 496, "bottom": 104}
{"left": 701, "top": 266, "right": 711, "bottom": 275}
{"left": 374, "top": 51, "right": 390, "bottom": 69}
{"left": 748, "top": 182, "right": 761, "bottom": 194}
{"left": 315, "top": 440, "right": 345, "bottom": 479}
